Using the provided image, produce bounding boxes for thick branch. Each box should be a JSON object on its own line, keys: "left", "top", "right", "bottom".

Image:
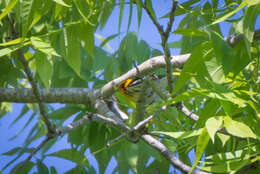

{"left": 56, "top": 112, "right": 131, "bottom": 135}
{"left": 100, "top": 54, "right": 190, "bottom": 98}
{"left": 0, "top": 88, "right": 94, "bottom": 104}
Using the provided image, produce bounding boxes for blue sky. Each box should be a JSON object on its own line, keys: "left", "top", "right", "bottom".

{"left": 0, "top": 0, "right": 260, "bottom": 174}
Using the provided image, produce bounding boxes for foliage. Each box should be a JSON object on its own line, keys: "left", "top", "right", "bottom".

{"left": 0, "top": 0, "right": 260, "bottom": 173}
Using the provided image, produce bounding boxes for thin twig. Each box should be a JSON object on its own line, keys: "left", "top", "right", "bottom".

{"left": 106, "top": 133, "right": 126, "bottom": 147}
{"left": 133, "top": 105, "right": 167, "bottom": 131}
{"left": 142, "top": 1, "right": 178, "bottom": 92}
{"left": 141, "top": 134, "right": 210, "bottom": 174}
{"left": 179, "top": 103, "right": 199, "bottom": 121}
{"left": 161, "top": 0, "right": 178, "bottom": 92}
{"left": 135, "top": 78, "right": 149, "bottom": 124}
{"left": 11, "top": 137, "right": 50, "bottom": 174}
{"left": 7, "top": 16, "right": 54, "bottom": 135}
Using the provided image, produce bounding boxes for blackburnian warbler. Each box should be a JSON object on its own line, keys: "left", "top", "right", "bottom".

{"left": 118, "top": 75, "right": 166, "bottom": 105}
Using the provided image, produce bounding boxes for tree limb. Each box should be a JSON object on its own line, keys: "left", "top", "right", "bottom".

{"left": 141, "top": 134, "right": 210, "bottom": 174}
{"left": 142, "top": 0, "right": 178, "bottom": 92}
{"left": 11, "top": 137, "right": 50, "bottom": 174}
{"left": 7, "top": 16, "right": 54, "bottom": 135}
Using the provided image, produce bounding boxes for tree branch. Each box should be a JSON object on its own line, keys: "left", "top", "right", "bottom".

{"left": 141, "top": 134, "right": 210, "bottom": 174}
{"left": 11, "top": 137, "right": 50, "bottom": 174}
{"left": 0, "top": 88, "right": 93, "bottom": 104}
{"left": 7, "top": 16, "right": 54, "bottom": 135}
{"left": 100, "top": 54, "right": 190, "bottom": 98}
{"left": 142, "top": 0, "right": 178, "bottom": 92}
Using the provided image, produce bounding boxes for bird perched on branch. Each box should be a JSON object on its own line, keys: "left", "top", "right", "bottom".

{"left": 118, "top": 75, "right": 167, "bottom": 105}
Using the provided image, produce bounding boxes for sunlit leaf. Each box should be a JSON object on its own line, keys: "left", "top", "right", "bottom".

{"left": 246, "top": 0, "right": 260, "bottom": 6}
{"left": 0, "top": 42, "right": 30, "bottom": 58}
{"left": 35, "top": 51, "right": 53, "bottom": 91}
{"left": 153, "top": 129, "right": 203, "bottom": 139}
{"left": 174, "top": 28, "right": 208, "bottom": 37}
{"left": 211, "top": 1, "right": 247, "bottom": 25}
{"left": 173, "top": 41, "right": 212, "bottom": 94}
{"left": 189, "top": 127, "right": 210, "bottom": 174}
{"left": 31, "top": 37, "right": 60, "bottom": 57}
{"left": 0, "top": 0, "right": 18, "bottom": 22}
{"left": 216, "top": 133, "right": 230, "bottom": 146}
{"left": 52, "top": 0, "right": 71, "bottom": 7}
{"left": 224, "top": 116, "right": 257, "bottom": 139}
{"left": 206, "top": 116, "right": 223, "bottom": 143}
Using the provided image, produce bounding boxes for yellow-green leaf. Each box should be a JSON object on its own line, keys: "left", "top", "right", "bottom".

{"left": 224, "top": 116, "right": 257, "bottom": 139}
{"left": 206, "top": 116, "right": 223, "bottom": 143}
{"left": 31, "top": 37, "right": 60, "bottom": 57}
{"left": 35, "top": 51, "right": 53, "bottom": 91}
{"left": 189, "top": 127, "right": 210, "bottom": 174}
{"left": 0, "top": 0, "right": 18, "bottom": 22}
{"left": 211, "top": 1, "right": 247, "bottom": 25}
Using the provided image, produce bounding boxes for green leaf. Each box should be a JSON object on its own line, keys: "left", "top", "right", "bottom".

{"left": 196, "top": 99, "right": 219, "bottom": 128}
{"left": 127, "top": 0, "right": 133, "bottom": 32}
{"left": 210, "top": 31, "right": 232, "bottom": 75}
{"left": 135, "top": 0, "right": 142, "bottom": 29}
{"left": 153, "top": 129, "right": 203, "bottom": 139}
{"left": 52, "top": 0, "right": 71, "bottom": 7}
{"left": 199, "top": 159, "right": 251, "bottom": 173}
{"left": 48, "top": 106, "right": 80, "bottom": 120}
{"left": 50, "top": 166, "right": 58, "bottom": 174}
{"left": 174, "top": 28, "right": 208, "bottom": 37}
{"left": 136, "top": 39, "right": 150, "bottom": 63}
{"left": 206, "top": 116, "right": 223, "bottom": 143}
{"left": 161, "top": 0, "right": 200, "bottom": 17}
{"left": 11, "top": 161, "right": 34, "bottom": 174}
{"left": 48, "top": 149, "right": 89, "bottom": 167}
{"left": 125, "top": 143, "right": 139, "bottom": 173}
{"left": 224, "top": 116, "right": 257, "bottom": 139}
{"left": 205, "top": 57, "right": 225, "bottom": 83}
{"left": 243, "top": 4, "right": 260, "bottom": 43}
{"left": 118, "top": 0, "right": 124, "bottom": 32}
{"left": 189, "top": 127, "right": 210, "bottom": 174}
{"left": 0, "top": 42, "right": 30, "bottom": 58}
{"left": 1, "top": 147, "right": 21, "bottom": 156}
{"left": 28, "top": 0, "right": 52, "bottom": 31}
{"left": 37, "top": 159, "right": 49, "bottom": 174}
{"left": 61, "top": 26, "right": 81, "bottom": 76}
{"left": 0, "top": 0, "right": 18, "bottom": 22}
{"left": 98, "top": 33, "right": 119, "bottom": 51}
{"left": 79, "top": 23, "right": 94, "bottom": 58}
{"left": 168, "top": 40, "right": 183, "bottom": 48}
{"left": 173, "top": 41, "right": 211, "bottom": 94}
{"left": 211, "top": 1, "right": 247, "bottom": 25}
{"left": 162, "top": 138, "right": 178, "bottom": 153}
{"left": 31, "top": 37, "right": 59, "bottom": 57}
{"left": 35, "top": 51, "right": 53, "bottom": 91}
{"left": 246, "top": 0, "right": 260, "bottom": 6}
{"left": 0, "top": 38, "right": 30, "bottom": 46}
{"left": 216, "top": 133, "right": 230, "bottom": 146}
{"left": 145, "top": 0, "right": 156, "bottom": 20}
{"left": 92, "top": 47, "right": 110, "bottom": 73}
{"left": 21, "top": 0, "right": 40, "bottom": 36}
